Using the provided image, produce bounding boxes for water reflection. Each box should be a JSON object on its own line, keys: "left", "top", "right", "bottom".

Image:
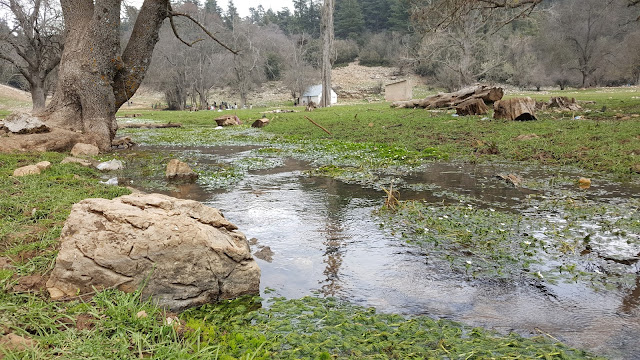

{"left": 128, "top": 145, "right": 640, "bottom": 359}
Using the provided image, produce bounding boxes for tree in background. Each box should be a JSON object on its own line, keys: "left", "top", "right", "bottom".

{"left": 0, "top": 0, "right": 63, "bottom": 110}
{"left": 544, "top": 0, "right": 631, "bottom": 88}
{"left": 334, "top": 0, "right": 364, "bottom": 40}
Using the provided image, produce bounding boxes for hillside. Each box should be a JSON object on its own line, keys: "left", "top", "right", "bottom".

{"left": 0, "top": 84, "right": 31, "bottom": 112}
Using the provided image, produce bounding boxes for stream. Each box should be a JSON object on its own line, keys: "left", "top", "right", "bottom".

{"left": 119, "top": 144, "right": 640, "bottom": 359}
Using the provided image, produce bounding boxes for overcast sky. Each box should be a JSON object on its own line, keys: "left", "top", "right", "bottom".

{"left": 227, "top": 0, "right": 295, "bottom": 17}
{"left": 125, "top": 0, "right": 296, "bottom": 17}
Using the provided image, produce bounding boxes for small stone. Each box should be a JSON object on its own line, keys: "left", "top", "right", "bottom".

{"left": 35, "top": 161, "right": 51, "bottom": 170}
{"left": 166, "top": 159, "right": 198, "bottom": 181}
{"left": 13, "top": 165, "right": 40, "bottom": 177}
{"left": 71, "top": 143, "right": 100, "bottom": 157}
{"left": 61, "top": 157, "right": 93, "bottom": 167}
{"left": 136, "top": 310, "right": 148, "bottom": 319}
{"left": 578, "top": 177, "right": 591, "bottom": 189}
{"left": 96, "top": 159, "right": 124, "bottom": 171}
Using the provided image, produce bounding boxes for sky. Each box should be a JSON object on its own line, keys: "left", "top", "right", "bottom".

{"left": 226, "top": 0, "right": 295, "bottom": 17}
{"left": 125, "top": 0, "right": 296, "bottom": 18}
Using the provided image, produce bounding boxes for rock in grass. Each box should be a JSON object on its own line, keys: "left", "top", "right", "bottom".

{"left": 96, "top": 159, "right": 124, "bottom": 171}
{"left": 71, "top": 143, "right": 100, "bottom": 157}
{"left": 46, "top": 193, "right": 260, "bottom": 311}
{"left": 166, "top": 159, "right": 198, "bottom": 181}
{"left": 2, "top": 112, "right": 49, "bottom": 134}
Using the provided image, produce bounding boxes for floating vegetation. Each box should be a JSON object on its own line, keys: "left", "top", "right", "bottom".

{"left": 182, "top": 296, "right": 597, "bottom": 359}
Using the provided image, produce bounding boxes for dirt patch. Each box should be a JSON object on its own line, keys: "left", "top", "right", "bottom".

{"left": 11, "top": 274, "right": 47, "bottom": 293}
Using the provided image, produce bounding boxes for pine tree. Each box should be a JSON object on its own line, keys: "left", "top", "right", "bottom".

{"left": 225, "top": 0, "right": 239, "bottom": 28}
{"left": 359, "top": 0, "right": 391, "bottom": 32}
{"left": 334, "top": 0, "right": 365, "bottom": 39}
{"left": 205, "top": 0, "right": 222, "bottom": 15}
{"left": 389, "top": 0, "right": 411, "bottom": 33}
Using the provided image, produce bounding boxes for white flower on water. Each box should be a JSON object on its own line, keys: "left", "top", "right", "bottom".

{"left": 466, "top": 260, "right": 472, "bottom": 265}
{"left": 524, "top": 241, "right": 532, "bottom": 246}
{"left": 536, "top": 271, "right": 544, "bottom": 279}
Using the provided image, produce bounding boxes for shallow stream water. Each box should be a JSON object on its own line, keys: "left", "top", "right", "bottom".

{"left": 123, "top": 145, "right": 640, "bottom": 359}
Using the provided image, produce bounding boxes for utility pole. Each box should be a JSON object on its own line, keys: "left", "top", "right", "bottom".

{"left": 320, "top": 0, "right": 334, "bottom": 107}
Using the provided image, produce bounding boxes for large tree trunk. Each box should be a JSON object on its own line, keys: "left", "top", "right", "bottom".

{"left": 35, "top": 0, "right": 169, "bottom": 151}
{"left": 30, "top": 80, "right": 47, "bottom": 111}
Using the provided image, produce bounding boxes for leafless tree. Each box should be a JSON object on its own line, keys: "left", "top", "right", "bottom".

{"left": 282, "top": 34, "right": 318, "bottom": 103}
{"left": 0, "top": 0, "right": 63, "bottom": 110}
{"left": 544, "top": 0, "right": 632, "bottom": 88}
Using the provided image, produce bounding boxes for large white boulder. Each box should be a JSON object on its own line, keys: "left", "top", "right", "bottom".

{"left": 46, "top": 193, "right": 260, "bottom": 311}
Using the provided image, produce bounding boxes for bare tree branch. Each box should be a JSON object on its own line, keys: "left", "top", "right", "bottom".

{"left": 168, "top": 8, "right": 237, "bottom": 54}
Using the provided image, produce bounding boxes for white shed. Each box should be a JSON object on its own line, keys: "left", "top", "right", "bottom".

{"left": 301, "top": 84, "right": 337, "bottom": 105}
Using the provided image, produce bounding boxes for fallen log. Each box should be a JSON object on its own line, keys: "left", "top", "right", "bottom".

{"left": 493, "top": 97, "right": 537, "bottom": 121}
{"left": 119, "top": 123, "right": 182, "bottom": 129}
{"left": 456, "top": 98, "right": 489, "bottom": 116}
{"left": 391, "top": 85, "right": 503, "bottom": 109}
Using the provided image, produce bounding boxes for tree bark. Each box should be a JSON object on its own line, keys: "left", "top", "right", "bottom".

{"left": 35, "top": 0, "right": 169, "bottom": 151}
{"left": 493, "top": 97, "right": 537, "bottom": 121}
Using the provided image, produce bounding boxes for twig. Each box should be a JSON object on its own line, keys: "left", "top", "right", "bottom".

{"left": 304, "top": 115, "right": 332, "bottom": 135}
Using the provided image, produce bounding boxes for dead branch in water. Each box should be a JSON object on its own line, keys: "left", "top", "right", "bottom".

{"left": 382, "top": 183, "right": 400, "bottom": 211}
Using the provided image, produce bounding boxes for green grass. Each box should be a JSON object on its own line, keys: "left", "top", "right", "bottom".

{"left": 118, "top": 87, "right": 640, "bottom": 177}
{"left": 0, "top": 152, "right": 130, "bottom": 274}
{"left": 0, "top": 289, "right": 600, "bottom": 359}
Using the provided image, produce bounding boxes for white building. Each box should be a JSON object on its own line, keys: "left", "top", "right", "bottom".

{"left": 300, "top": 84, "right": 337, "bottom": 105}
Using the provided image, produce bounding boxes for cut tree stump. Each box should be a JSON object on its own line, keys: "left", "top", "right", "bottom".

{"left": 251, "top": 118, "right": 270, "bottom": 128}
{"left": 456, "top": 98, "right": 489, "bottom": 116}
{"left": 215, "top": 115, "right": 242, "bottom": 126}
{"left": 493, "top": 97, "right": 537, "bottom": 121}
{"left": 391, "top": 85, "right": 503, "bottom": 109}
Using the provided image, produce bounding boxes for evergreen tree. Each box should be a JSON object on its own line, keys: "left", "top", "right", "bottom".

{"left": 359, "top": 0, "right": 391, "bottom": 32}
{"left": 205, "top": 0, "right": 222, "bottom": 15}
{"left": 225, "top": 0, "right": 239, "bottom": 28}
{"left": 334, "top": 0, "right": 365, "bottom": 39}
{"left": 389, "top": 0, "right": 411, "bottom": 33}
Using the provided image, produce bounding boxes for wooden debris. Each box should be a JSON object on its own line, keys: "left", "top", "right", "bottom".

{"left": 215, "top": 115, "right": 242, "bottom": 126}
{"left": 382, "top": 183, "right": 400, "bottom": 210}
{"left": 304, "top": 115, "right": 332, "bottom": 135}
{"left": 251, "top": 117, "right": 270, "bottom": 128}
{"left": 493, "top": 97, "right": 537, "bottom": 121}
{"left": 496, "top": 173, "right": 523, "bottom": 187}
{"left": 391, "top": 85, "right": 503, "bottom": 109}
{"left": 456, "top": 98, "right": 489, "bottom": 116}
{"left": 119, "top": 123, "right": 181, "bottom": 129}
{"left": 548, "top": 97, "right": 582, "bottom": 111}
